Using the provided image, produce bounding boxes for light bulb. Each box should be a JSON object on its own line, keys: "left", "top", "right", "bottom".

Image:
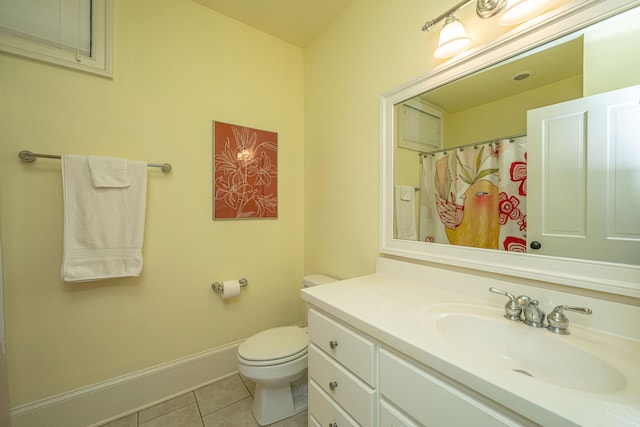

{"left": 500, "top": 0, "right": 550, "bottom": 26}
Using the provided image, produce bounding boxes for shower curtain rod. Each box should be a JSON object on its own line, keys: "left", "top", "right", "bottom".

{"left": 420, "top": 133, "right": 526, "bottom": 157}
{"left": 18, "top": 150, "right": 172, "bottom": 172}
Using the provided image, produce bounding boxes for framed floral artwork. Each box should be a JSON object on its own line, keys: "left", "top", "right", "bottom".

{"left": 213, "top": 121, "right": 278, "bottom": 219}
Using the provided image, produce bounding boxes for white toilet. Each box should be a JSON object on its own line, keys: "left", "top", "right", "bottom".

{"left": 237, "top": 274, "right": 337, "bottom": 426}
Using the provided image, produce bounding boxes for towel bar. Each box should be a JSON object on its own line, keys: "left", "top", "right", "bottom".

{"left": 18, "top": 150, "right": 172, "bottom": 172}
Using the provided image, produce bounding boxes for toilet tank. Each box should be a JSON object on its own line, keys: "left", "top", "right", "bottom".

{"left": 301, "top": 275, "right": 336, "bottom": 326}
{"left": 302, "top": 274, "right": 337, "bottom": 288}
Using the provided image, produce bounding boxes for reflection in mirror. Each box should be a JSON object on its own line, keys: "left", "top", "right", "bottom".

{"left": 393, "top": 7, "right": 640, "bottom": 266}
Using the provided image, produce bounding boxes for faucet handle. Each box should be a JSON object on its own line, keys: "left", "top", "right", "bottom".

{"left": 547, "top": 305, "right": 592, "bottom": 335}
{"left": 489, "top": 287, "right": 522, "bottom": 321}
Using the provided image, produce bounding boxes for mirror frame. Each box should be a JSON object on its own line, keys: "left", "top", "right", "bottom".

{"left": 380, "top": 0, "right": 640, "bottom": 298}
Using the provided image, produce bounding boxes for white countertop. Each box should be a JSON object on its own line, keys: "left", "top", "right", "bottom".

{"left": 301, "top": 266, "right": 640, "bottom": 427}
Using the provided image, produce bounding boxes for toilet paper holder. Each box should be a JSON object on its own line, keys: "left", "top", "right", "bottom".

{"left": 211, "top": 278, "right": 248, "bottom": 293}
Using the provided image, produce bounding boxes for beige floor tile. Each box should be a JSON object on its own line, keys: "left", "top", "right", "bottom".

{"left": 139, "top": 402, "right": 203, "bottom": 427}
{"left": 271, "top": 410, "right": 308, "bottom": 427}
{"left": 139, "top": 392, "right": 196, "bottom": 423}
{"left": 195, "top": 375, "right": 250, "bottom": 416}
{"left": 98, "top": 374, "right": 306, "bottom": 427}
{"left": 99, "top": 412, "right": 138, "bottom": 427}
{"left": 201, "top": 397, "right": 259, "bottom": 427}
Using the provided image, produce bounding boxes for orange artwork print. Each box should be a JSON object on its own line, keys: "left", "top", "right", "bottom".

{"left": 213, "top": 121, "right": 278, "bottom": 219}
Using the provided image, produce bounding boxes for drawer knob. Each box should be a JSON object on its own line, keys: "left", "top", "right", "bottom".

{"left": 329, "top": 423, "right": 338, "bottom": 427}
{"left": 329, "top": 339, "right": 339, "bottom": 349}
{"left": 329, "top": 381, "right": 338, "bottom": 391}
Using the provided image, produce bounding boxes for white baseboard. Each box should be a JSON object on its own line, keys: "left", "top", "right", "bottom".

{"left": 11, "top": 341, "right": 242, "bottom": 427}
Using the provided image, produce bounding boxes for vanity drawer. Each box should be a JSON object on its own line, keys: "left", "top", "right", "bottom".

{"left": 309, "top": 380, "right": 359, "bottom": 427}
{"left": 380, "top": 399, "right": 420, "bottom": 427}
{"left": 380, "top": 348, "right": 524, "bottom": 427}
{"left": 308, "top": 307, "right": 376, "bottom": 386}
{"left": 308, "top": 414, "right": 321, "bottom": 427}
{"left": 309, "top": 344, "right": 377, "bottom": 426}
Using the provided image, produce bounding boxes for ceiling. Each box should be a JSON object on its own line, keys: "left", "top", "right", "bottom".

{"left": 191, "top": 0, "right": 353, "bottom": 47}
{"left": 421, "top": 36, "right": 584, "bottom": 113}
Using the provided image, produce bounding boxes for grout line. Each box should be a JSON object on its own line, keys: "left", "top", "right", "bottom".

{"left": 193, "top": 389, "right": 205, "bottom": 419}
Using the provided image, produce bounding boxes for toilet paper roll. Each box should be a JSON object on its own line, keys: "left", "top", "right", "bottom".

{"left": 221, "top": 279, "right": 241, "bottom": 300}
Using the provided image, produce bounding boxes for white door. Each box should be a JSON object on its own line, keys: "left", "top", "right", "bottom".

{"left": 527, "top": 85, "right": 640, "bottom": 265}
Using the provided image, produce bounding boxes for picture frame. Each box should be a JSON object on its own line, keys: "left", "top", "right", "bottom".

{"left": 213, "top": 121, "right": 278, "bottom": 219}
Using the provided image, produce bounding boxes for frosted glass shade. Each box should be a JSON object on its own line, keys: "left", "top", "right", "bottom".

{"left": 500, "top": 0, "right": 550, "bottom": 25}
{"left": 433, "top": 17, "right": 472, "bottom": 59}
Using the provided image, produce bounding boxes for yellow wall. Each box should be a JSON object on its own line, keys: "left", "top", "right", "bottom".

{"left": 304, "top": 0, "right": 444, "bottom": 278}
{"left": 0, "top": 0, "right": 304, "bottom": 405}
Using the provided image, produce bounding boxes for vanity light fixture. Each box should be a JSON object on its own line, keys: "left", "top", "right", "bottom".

{"left": 499, "top": 0, "right": 550, "bottom": 25}
{"left": 433, "top": 14, "right": 473, "bottom": 59}
{"left": 476, "top": 0, "right": 508, "bottom": 18}
{"left": 423, "top": 0, "right": 550, "bottom": 58}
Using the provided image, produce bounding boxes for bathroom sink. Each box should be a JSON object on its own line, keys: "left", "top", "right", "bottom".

{"left": 423, "top": 304, "right": 628, "bottom": 394}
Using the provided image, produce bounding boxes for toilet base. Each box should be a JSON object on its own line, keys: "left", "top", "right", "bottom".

{"left": 252, "top": 374, "right": 308, "bottom": 426}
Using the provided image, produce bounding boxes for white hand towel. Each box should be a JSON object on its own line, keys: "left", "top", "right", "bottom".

{"left": 88, "top": 156, "right": 130, "bottom": 188}
{"left": 400, "top": 185, "right": 413, "bottom": 201}
{"left": 395, "top": 185, "right": 417, "bottom": 241}
{"left": 62, "top": 155, "right": 147, "bottom": 282}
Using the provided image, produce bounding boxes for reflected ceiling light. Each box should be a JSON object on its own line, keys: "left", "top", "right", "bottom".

{"left": 512, "top": 70, "right": 532, "bottom": 81}
{"left": 499, "top": 0, "right": 550, "bottom": 25}
{"left": 237, "top": 149, "right": 254, "bottom": 162}
{"left": 434, "top": 14, "right": 473, "bottom": 59}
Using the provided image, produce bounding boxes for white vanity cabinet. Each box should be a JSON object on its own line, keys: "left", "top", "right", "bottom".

{"left": 307, "top": 307, "right": 377, "bottom": 426}
{"left": 302, "top": 262, "right": 640, "bottom": 426}
{"left": 307, "top": 306, "right": 533, "bottom": 427}
{"left": 379, "top": 399, "right": 420, "bottom": 427}
{"left": 379, "top": 348, "right": 530, "bottom": 427}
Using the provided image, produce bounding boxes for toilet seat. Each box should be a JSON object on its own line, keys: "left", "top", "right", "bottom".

{"left": 238, "top": 326, "right": 308, "bottom": 367}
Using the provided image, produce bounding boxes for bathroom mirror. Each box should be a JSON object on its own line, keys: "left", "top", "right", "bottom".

{"left": 381, "top": 0, "right": 640, "bottom": 298}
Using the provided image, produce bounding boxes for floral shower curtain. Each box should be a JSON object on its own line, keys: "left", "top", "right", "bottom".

{"left": 419, "top": 137, "right": 527, "bottom": 252}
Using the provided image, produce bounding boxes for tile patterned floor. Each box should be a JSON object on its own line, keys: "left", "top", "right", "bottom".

{"left": 98, "top": 374, "right": 307, "bottom": 427}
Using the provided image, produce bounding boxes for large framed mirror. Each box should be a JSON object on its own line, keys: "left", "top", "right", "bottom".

{"left": 381, "top": 0, "right": 640, "bottom": 298}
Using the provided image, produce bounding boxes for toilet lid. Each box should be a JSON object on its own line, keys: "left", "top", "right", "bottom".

{"left": 238, "top": 326, "right": 308, "bottom": 362}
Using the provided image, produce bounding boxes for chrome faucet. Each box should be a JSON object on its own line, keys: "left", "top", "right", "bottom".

{"left": 488, "top": 288, "right": 545, "bottom": 327}
{"left": 515, "top": 295, "right": 545, "bottom": 328}
{"left": 489, "top": 288, "right": 594, "bottom": 335}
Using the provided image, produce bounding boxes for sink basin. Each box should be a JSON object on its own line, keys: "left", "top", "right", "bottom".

{"left": 423, "top": 304, "right": 628, "bottom": 394}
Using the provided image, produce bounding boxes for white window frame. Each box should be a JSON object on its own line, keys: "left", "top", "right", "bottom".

{"left": 0, "top": 0, "right": 113, "bottom": 78}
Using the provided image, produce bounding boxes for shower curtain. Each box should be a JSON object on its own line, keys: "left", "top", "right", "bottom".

{"left": 419, "top": 136, "right": 527, "bottom": 252}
